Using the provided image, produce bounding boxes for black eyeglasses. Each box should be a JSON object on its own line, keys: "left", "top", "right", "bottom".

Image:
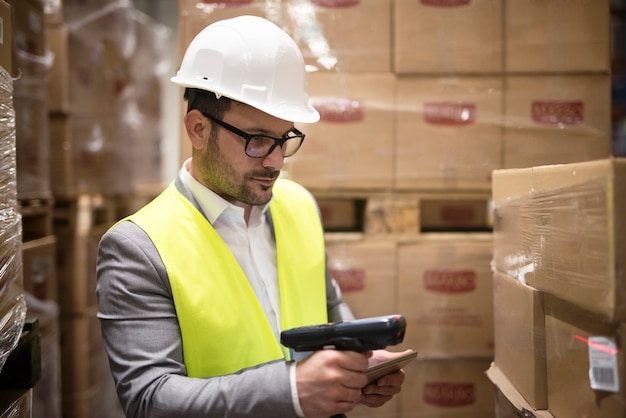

{"left": 202, "top": 112, "right": 306, "bottom": 158}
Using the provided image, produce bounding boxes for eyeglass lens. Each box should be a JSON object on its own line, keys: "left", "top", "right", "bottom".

{"left": 246, "top": 136, "right": 303, "bottom": 158}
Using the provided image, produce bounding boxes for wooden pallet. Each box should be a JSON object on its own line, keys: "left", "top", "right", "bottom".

{"left": 312, "top": 189, "right": 493, "bottom": 235}
{"left": 18, "top": 197, "right": 54, "bottom": 241}
{"left": 52, "top": 194, "right": 122, "bottom": 314}
{"left": 53, "top": 194, "right": 120, "bottom": 232}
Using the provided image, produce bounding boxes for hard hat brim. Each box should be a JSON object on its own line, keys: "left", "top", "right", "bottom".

{"left": 171, "top": 76, "right": 321, "bottom": 124}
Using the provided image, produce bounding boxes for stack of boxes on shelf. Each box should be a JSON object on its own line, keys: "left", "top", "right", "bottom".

{"left": 490, "top": 158, "right": 625, "bottom": 417}
{"left": 177, "top": 2, "right": 492, "bottom": 417}
{"left": 490, "top": 1, "right": 614, "bottom": 417}
{"left": 5, "top": 0, "right": 168, "bottom": 417}
{"left": 51, "top": 2, "right": 168, "bottom": 416}
{"left": 178, "top": 1, "right": 613, "bottom": 418}
{"left": 48, "top": 0, "right": 166, "bottom": 199}
{"left": 0, "top": 0, "right": 33, "bottom": 417}
{"left": 501, "top": 2, "right": 611, "bottom": 169}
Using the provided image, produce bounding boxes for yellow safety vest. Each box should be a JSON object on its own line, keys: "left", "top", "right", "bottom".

{"left": 127, "top": 178, "right": 327, "bottom": 377}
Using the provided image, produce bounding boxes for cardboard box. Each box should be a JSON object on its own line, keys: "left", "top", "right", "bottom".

{"left": 21, "top": 236, "right": 57, "bottom": 303}
{"left": 55, "top": 214, "right": 113, "bottom": 314}
{"left": 61, "top": 382, "right": 122, "bottom": 418}
{"left": 49, "top": 114, "right": 129, "bottom": 197}
{"left": 178, "top": 0, "right": 281, "bottom": 67}
{"left": 397, "top": 233, "right": 494, "bottom": 358}
{"left": 44, "top": 0, "right": 63, "bottom": 27}
{"left": 60, "top": 310, "right": 109, "bottom": 393}
{"left": 325, "top": 234, "right": 397, "bottom": 319}
{"left": 179, "top": 0, "right": 392, "bottom": 73}
{"left": 286, "top": 72, "right": 395, "bottom": 190}
{"left": 0, "top": 0, "right": 11, "bottom": 74}
{"left": 13, "top": 76, "right": 51, "bottom": 200}
{"left": 14, "top": 78, "right": 50, "bottom": 198}
{"left": 54, "top": 29, "right": 107, "bottom": 117}
{"left": 48, "top": 10, "right": 132, "bottom": 117}
{"left": 486, "top": 363, "right": 554, "bottom": 418}
{"left": 545, "top": 296, "right": 626, "bottom": 418}
{"left": 46, "top": 24, "right": 69, "bottom": 113}
{"left": 394, "top": 0, "right": 503, "bottom": 74}
{"left": 492, "top": 158, "right": 626, "bottom": 321}
{"left": 503, "top": 75, "right": 612, "bottom": 169}
{"left": 62, "top": 0, "right": 128, "bottom": 25}
{"left": 505, "top": 0, "right": 610, "bottom": 73}
{"left": 59, "top": 309, "right": 123, "bottom": 418}
{"left": 400, "top": 358, "right": 495, "bottom": 417}
{"left": 395, "top": 76, "right": 503, "bottom": 191}
{"left": 9, "top": 0, "right": 47, "bottom": 78}
{"left": 284, "top": 0, "right": 392, "bottom": 73}
{"left": 493, "top": 271, "right": 547, "bottom": 409}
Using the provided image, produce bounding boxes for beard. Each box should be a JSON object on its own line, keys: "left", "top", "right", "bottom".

{"left": 196, "top": 137, "right": 278, "bottom": 206}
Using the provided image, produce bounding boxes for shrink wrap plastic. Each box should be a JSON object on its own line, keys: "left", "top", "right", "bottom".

{"left": 177, "top": 1, "right": 614, "bottom": 191}
{"left": 0, "top": 63, "right": 26, "bottom": 374}
{"left": 49, "top": 0, "right": 169, "bottom": 195}
{"left": 493, "top": 159, "right": 626, "bottom": 320}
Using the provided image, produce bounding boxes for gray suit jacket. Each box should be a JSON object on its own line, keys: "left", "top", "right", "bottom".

{"left": 96, "top": 176, "right": 353, "bottom": 418}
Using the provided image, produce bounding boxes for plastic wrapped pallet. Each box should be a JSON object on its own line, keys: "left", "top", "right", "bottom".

{"left": 492, "top": 158, "right": 626, "bottom": 321}
{"left": 0, "top": 49, "right": 27, "bottom": 375}
{"left": 47, "top": 1, "right": 167, "bottom": 196}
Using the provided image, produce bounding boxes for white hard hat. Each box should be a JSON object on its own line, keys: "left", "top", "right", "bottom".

{"left": 171, "top": 15, "right": 320, "bottom": 124}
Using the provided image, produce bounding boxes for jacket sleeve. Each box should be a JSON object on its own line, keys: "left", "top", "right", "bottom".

{"left": 96, "top": 221, "right": 298, "bottom": 418}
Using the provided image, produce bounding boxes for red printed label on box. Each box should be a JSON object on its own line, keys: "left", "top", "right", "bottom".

{"left": 421, "top": 0, "right": 472, "bottom": 7}
{"left": 531, "top": 100, "right": 584, "bottom": 125}
{"left": 200, "top": 0, "right": 253, "bottom": 6}
{"left": 423, "top": 102, "right": 476, "bottom": 125}
{"left": 423, "top": 382, "right": 476, "bottom": 407}
{"left": 311, "top": 97, "right": 365, "bottom": 123}
{"left": 331, "top": 268, "right": 366, "bottom": 292}
{"left": 311, "top": 0, "right": 360, "bottom": 7}
{"left": 423, "top": 270, "right": 476, "bottom": 293}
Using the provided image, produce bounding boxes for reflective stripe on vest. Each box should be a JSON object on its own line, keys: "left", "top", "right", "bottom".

{"left": 127, "top": 178, "right": 327, "bottom": 377}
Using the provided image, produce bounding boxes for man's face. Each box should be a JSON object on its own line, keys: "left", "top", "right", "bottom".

{"left": 196, "top": 102, "right": 294, "bottom": 208}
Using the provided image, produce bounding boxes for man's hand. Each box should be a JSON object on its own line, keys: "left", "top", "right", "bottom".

{"left": 296, "top": 349, "right": 371, "bottom": 418}
{"left": 359, "top": 349, "right": 411, "bottom": 408}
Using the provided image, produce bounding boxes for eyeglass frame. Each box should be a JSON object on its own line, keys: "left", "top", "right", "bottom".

{"left": 201, "top": 111, "right": 306, "bottom": 158}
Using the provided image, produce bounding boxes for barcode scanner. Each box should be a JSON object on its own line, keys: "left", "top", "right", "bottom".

{"left": 280, "top": 315, "right": 407, "bottom": 418}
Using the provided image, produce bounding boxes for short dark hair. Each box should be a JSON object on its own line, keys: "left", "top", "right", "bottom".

{"left": 184, "top": 88, "right": 233, "bottom": 119}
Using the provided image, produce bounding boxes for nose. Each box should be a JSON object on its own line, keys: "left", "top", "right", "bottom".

{"left": 262, "top": 144, "right": 285, "bottom": 170}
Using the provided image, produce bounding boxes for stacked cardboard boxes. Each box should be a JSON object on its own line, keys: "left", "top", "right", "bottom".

{"left": 176, "top": 1, "right": 614, "bottom": 417}
{"left": 11, "top": 0, "right": 53, "bottom": 201}
{"left": 0, "top": 1, "right": 170, "bottom": 417}
{"left": 491, "top": 158, "right": 625, "bottom": 417}
{"left": 44, "top": 2, "right": 169, "bottom": 416}
{"left": 48, "top": 0, "right": 166, "bottom": 198}
{"left": 177, "top": 2, "right": 500, "bottom": 416}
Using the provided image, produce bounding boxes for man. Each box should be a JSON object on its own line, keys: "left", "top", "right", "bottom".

{"left": 96, "top": 15, "right": 408, "bottom": 418}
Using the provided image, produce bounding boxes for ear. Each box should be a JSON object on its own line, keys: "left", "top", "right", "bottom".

{"left": 184, "top": 110, "right": 209, "bottom": 150}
